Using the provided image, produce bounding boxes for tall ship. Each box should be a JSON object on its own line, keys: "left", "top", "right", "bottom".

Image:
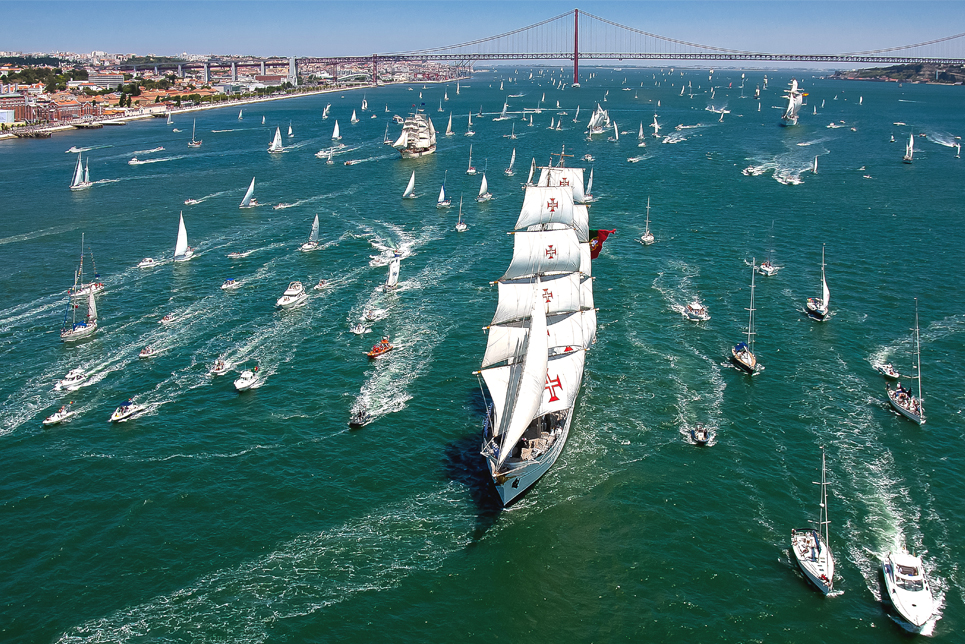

{"left": 586, "top": 103, "right": 610, "bottom": 135}
{"left": 781, "top": 79, "right": 805, "bottom": 126}
{"left": 477, "top": 151, "right": 596, "bottom": 506}
{"left": 392, "top": 109, "right": 436, "bottom": 158}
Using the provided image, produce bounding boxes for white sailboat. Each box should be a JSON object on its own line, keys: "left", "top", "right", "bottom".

{"left": 239, "top": 177, "right": 259, "bottom": 209}
{"left": 903, "top": 131, "right": 914, "bottom": 163}
{"left": 173, "top": 211, "right": 194, "bottom": 262}
{"left": 350, "top": 110, "right": 359, "bottom": 124}
{"left": 361, "top": 96, "right": 368, "bottom": 111}
{"left": 791, "top": 449, "right": 835, "bottom": 594}
{"left": 402, "top": 170, "right": 416, "bottom": 199}
{"left": 288, "top": 122, "right": 293, "bottom": 137}
{"left": 572, "top": 105, "right": 580, "bottom": 123}
{"left": 166, "top": 112, "right": 174, "bottom": 126}
{"left": 731, "top": 258, "right": 760, "bottom": 374}
{"left": 437, "top": 170, "right": 451, "bottom": 208}
{"left": 455, "top": 196, "right": 467, "bottom": 231}
{"left": 608, "top": 119, "right": 619, "bottom": 142}
{"left": 758, "top": 220, "right": 780, "bottom": 276}
{"left": 268, "top": 126, "right": 284, "bottom": 153}
{"left": 465, "top": 111, "right": 475, "bottom": 136}
{"left": 504, "top": 148, "right": 516, "bottom": 177}
{"left": 384, "top": 254, "right": 401, "bottom": 289}
{"left": 882, "top": 549, "right": 936, "bottom": 632}
{"left": 637, "top": 122, "right": 646, "bottom": 147}
{"left": 639, "top": 196, "right": 654, "bottom": 245}
{"left": 332, "top": 120, "right": 341, "bottom": 141}
{"left": 466, "top": 144, "right": 476, "bottom": 175}
{"left": 525, "top": 158, "right": 536, "bottom": 187}
{"left": 261, "top": 115, "right": 265, "bottom": 125}
{"left": 322, "top": 104, "right": 330, "bottom": 119}
{"left": 238, "top": 109, "right": 243, "bottom": 121}
{"left": 445, "top": 112, "right": 453, "bottom": 136}
{"left": 651, "top": 114, "right": 660, "bottom": 137}
{"left": 476, "top": 172, "right": 491, "bottom": 202}
{"left": 781, "top": 79, "right": 804, "bottom": 126}
{"left": 69, "top": 153, "right": 92, "bottom": 191}
{"left": 813, "top": 155, "right": 818, "bottom": 174}
{"left": 300, "top": 214, "right": 320, "bottom": 252}
{"left": 887, "top": 299, "right": 925, "bottom": 424}
{"left": 60, "top": 288, "right": 98, "bottom": 342}
{"left": 805, "top": 245, "right": 830, "bottom": 321}
{"left": 188, "top": 119, "right": 201, "bottom": 147}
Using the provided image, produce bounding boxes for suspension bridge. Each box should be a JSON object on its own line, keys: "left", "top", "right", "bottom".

{"left": 126, "top": 8, "right": 965, "bottom": 84}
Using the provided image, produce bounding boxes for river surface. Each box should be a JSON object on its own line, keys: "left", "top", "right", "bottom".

{"left": 1, "top": 67, "right": 962, "bottom": 642}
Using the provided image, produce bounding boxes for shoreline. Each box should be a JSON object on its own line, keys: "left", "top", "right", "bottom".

{"left": 0, "top": 77, "right": 467, "bottom": 143}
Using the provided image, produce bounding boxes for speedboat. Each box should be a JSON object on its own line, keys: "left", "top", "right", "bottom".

{"left": 276, "top": 281, "right": 308, "bottom": 308}
{"left": 313, "top": 279, "right": 328, "bottom": 291}
{"left": 209, "top": 358, "right": 229, "bottom": 375}
{"left": 875, "top": 363, "right": 900, "bottom": 379}
{"left": 882, "top": 550, "right": 935, "bottom": 632}
{"left": 138, "top": 346, "right": 156, "bottom": 359}
{"left": 348, "top": 409, "right": 371, "bottom": 428}
{"left": 757, "top": 259, "right": 779, "bottom": 276}
{"left": 367, "top": 336, "right": 394, "bottom": 358}
{"left": 43, "top": 403, "right": 75, "bottom": 427}
{"left": 234, "top": 367, "right": 259, "bottom": 391}
{"left": 350, "top": 323, "right": 367, "bottom": 335}
{"left": 685, "top": 301, "right": 710, "bottom": 321}
{"left": 184, "top": 198, "right": 201, "bottom": 205}
{"left": 159, "top": 314, "right": 176, "bottom": 324}
{"left": 128, "top": 157, "right": 140, "bottom": 165}
{"left": 137, "top": 257, "right": 157, "bottom": 268}
{"left": 221, "top": 278, "right": 241, "bottom": 290}
{"left": 582, "top": 154, "right": 595, "bottom": 162}
{"left": 690, "top": 424, "right": 712, "bottom": 445}
{"left": 109, "top": 399, "right": 140, "bottom": 423}
{"left": 57, "top": 368, "right": 87, "bottom": 391}
{"left": 227, "top": 250, "right": 252, "bottom": 259}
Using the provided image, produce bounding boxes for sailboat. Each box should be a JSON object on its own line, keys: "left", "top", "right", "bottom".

{"left": 300, "top": 214, "right": 320, "bottom": 252}
{"left": 456, "top": 81, "right": 460, "bottom": 95}
{"left": 173, "top": 211, "right": 194, "bottom": 262}
{"left": 166, "top": 112, "right": 174, "bottom": 126}
{"left": 361, "top": 96, "right": 368, "bottom": 111}
{"left": 781, "top": 79, "right": 804, "bottom": 126}
{"left": 332, "top": 120, "right": 341, "bottom": 141}
{"left": 68, "top": 233, "right": 104, "bottom": 298}
{"left": 608, "top": 119, "right": 619, "bottom": 142}
{"left": 268, "top": 126, "right": 284, "bottom": 153}
{"left": 583, "top": 167, "right": 595, "bottom": 203}
{"left": 60, "top": 288, "right": 98, "bottom": 342}
{"left": 548, "top": 117, "right": 555, "bottom": 130}
{"left": 445, "top": 112, "right": 453, "bottom": 136}
{"left": 437, "top": 170, "right": 451, "bottom": 208}
{"left": 805, "top": 245, "right": 830, "bottom": 321}
{"left": 651, "top": 114, "right": 660, "bottom": 137}
{"left": 886, "top": 299, "right": 925, "bottom": 424}
{"left": 322, "top": 104, "right": 330, "bottom": 119}
{"left": 466, "top": 144, "right": 477, "bottom": 175}
{"left": 790, "top": 448, "right": 835, "bottom": 594}
{"left": 639, "top": 197, "right": 654, "bottom": 245}
{"left": 528, "top": 114, "right": 533, "bottom": 127}
{"left": 238, "top": 109, "right": 243, "bottom": 121}
{"left": 476, "top": 172, "right": 491, "bottom": 202}
{"left": 384, "top": 253, "right": 401, "bottom": 290}
{"left": 455, "top": 196, "right": 467, "bottom": 231}
{"left": 465, "top": 111, "right": 475, "bottom": 136}
{"left": 288, "top": 122, "right": 293, "bottom": 137}
{"left": 758, "top": 220, "right": 780, "bottom": 276}
{"left": 350, "top": 110, "right": 359, "bottom": 124}
{"left": 477, "top": 154, "right": 594, "bottom": 506}
{"left": 903, "top": 131, "right": 914, "bottom": 163}
{"left": 494, "top": 101, "right": 510, "bottom": 121}
{"left": 402, "top": 170, "right": 417, "bottom": 199}
{"left": 572, "top": 105, "right": 580, "bottom": 123}
{"left": 524, "top": 157, "right": 536, "bottom": 187}
{"left": 444, "top": 90, "right": 448, "bottom": 101}
{"left": 261, "top": 115, "right": 265, "bottom": 125}
{"left": 504, "top": 148, "right": 516, "bottom": 177}
{"left": 813, "top": 155, "right": 818, "bottom": 174}
{"left": 69, "top": 153, "right": 92, "bottom": 191}
{"left": 188, "top": 119, "right": 201, "bottom": 147}
{"left": 731, "top": 259, "right": 760, "bottom": 374}
{"left": 239, "top": 177, "right": 259, "bottom": 209}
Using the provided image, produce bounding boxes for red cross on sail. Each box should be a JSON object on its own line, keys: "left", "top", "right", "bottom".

{"left": 559, "top": 178, "right": 570, "bottom": 186}
{"left": 542, "top": 288, "right": 554, "bottom": 302}
{"left": 545, "top": 374, "right": 563, "bottom": 402}
{"left": 546, "top": 198, "right": 558, "bottom": 213}
{"left": 545, "top": 245, "right": 557, "bottom": 259}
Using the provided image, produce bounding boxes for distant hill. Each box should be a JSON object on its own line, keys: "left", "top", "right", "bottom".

{"left": 831, "top": 63, "right": 964, "bottom": 84}
{"left": 0, "top": 55, "right": 65, "bottom": 67}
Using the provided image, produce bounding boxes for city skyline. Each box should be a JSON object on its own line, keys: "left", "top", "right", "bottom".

{"left": 7, "top": 1, "right": 965, "bottom": 65}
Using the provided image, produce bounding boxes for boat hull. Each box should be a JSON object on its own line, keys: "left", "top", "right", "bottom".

{"left": 882, "top": 555, "right": 934, "bottom": 631}
{"left": 791, "top": 529, "right": 834, "bottom": 594}
{"left": 61, "top": 322, "right": 97, "bottom": 342}
{"left": 887, "top": 388, "right": 924, "bottom": 424}
{"left": 400, "top": 146, "right": 436, "bottom": 159}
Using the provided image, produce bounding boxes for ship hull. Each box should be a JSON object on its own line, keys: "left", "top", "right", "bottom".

{"left": 400, "top": 145, "right": 436, "bottom": 159}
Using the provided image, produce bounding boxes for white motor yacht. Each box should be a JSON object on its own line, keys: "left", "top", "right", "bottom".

{"left": 137, "top": 257, "right": 157, "bottom": 268}
{"left": 109, "top": 400, "right": 141, "bottom": 423}
{"left": 43, "top": 403, "right": 75, "bottom": 427}
{"left": 276, "top": 281, "right": 308, "bottom": 308}
{"left": 882, "top": 550, "right": 935, "bottom": 632}
{"left": 234, "top": 368, "right": 259, "bottom": 391}
{"left": 685, "top": 301, "right": 711, "bottom": 321}
{"left": 221, "top": 278, "right": 241, "bottom": 291}
{"left": 57, "top": 368, "right": 87, "bottom": 391}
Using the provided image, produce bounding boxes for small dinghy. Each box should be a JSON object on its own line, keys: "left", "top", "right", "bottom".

{"left": 109, "top": 399, "right": 141, "bottom": 423}
{"left": 209, "top": 357, "right": 229, "bottom": 376}
{"left": 367, "top": 336, "right": 394, "bottom": 358}
{"left": 689, "top": 424, "right": 712, "bottom": 445}
{"left": 138, "top": 346, "right": 156, "bottom": 359}
{"left": 348, "top": 409, "right": 371, "bottom": 428}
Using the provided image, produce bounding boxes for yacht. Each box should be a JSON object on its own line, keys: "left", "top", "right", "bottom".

{"left": 805, "top": 245, "right": 830, "bottom": 321}
{"left": 886, "top": 300, "right": 925, "bottom": 424}
{"left": 43, "top": 403, "right": 75, "bottom": 427}
{"left": 685, "top": 301, "right": 710, "bottom": 321}
{"left": 56, "top": 368, "right": 87, "bottom": 391}
{"left": 882, "top": 550, "right": 936, "bottom": 632}
{"left": 790, "top": 449, "right": 835, "bottom": 594}
{"left": 109, "top": 399, "right": 141, "bottom": 423}
{"left": 276, "top": 281, "right": 308, "bottom": 308}
{"left": 731, "top": 259, "right": 760, "bottom": 374}
{"left": 137, "top": 257, "right": 156, "bottom": 268}
{"left": 234, "top": 367, "right": 259, "bottom": 391}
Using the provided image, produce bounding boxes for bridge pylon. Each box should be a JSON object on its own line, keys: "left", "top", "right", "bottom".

{"left": 573, "top": 8, "right": 580, "bottom": 86}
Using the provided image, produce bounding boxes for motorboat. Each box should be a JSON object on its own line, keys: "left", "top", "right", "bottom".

{"left": 790, "top": 449, "right": 835, "bottom": 594}
{"left": 690, "top": 424, "right": 712, "bottom": 445}
{"left": 209, "top": 358, "right": 229, "bottom": 376}
{"left": 234, "top": 367, "right": 259, "bottom": 391}
{"left": 109, "top": 399, "right": 141, "bottom": 423}
{"left": 159, "top": 314, "right": 176, "bottom": 324}
{"left": 221, "top": 278, "right": 241, "bottom": 290}
{"left": 138, "top": 346, "right": 156, "bottom": 359}
{"left": 184, "top": 198, "right": 201, "bottom": 205}
{"left": 367, "top": 336, "right": 394, "bottom": 358}
{"left": 350, "top": 323, "right": 367, "bottom": 335}
{"left": 313, "top": 279, "right": 328, "bottom": 291}
{"left": 757, "top": 259, "right": 779, "bottom": 276}
{"left": 685, "top": 301, "right": 710, "bottom": 321}
{"left": 57, "top": 368, "right": 87, "bottom": 391}
{"left": 137, "top": 257, "right": 157, "bottom": 268}
{"left": 227, "top": 250, "right": 252, "bottom": 259}
{"left": 348, "top": 409, "right": 371, "bottom": 428}
{"left": 882, "top": 550, "right": 935, "bottom": 632}
{"left": 875, "top": 363, "right": 901, "bottom": 379}
{"left": 582, "top": 154, "right": 595, "bottom": 162}
{"left": 276, "top": 281, "right": 308, "bottom": 308}
{"left": 43, "top": 403, "right": 75, "bottom": 427}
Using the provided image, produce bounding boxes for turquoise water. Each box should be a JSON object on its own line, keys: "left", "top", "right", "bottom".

{"left": 1, "top": 68, "right": 963, "bottom": 642}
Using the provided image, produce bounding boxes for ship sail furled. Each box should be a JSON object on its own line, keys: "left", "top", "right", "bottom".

{"left": 395, "top": 109, "right": 436, "bottom": 158}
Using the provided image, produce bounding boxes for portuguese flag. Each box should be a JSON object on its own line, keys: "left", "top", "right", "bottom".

{"left": 588, "top": 229, "right": 615, "bottom": 259}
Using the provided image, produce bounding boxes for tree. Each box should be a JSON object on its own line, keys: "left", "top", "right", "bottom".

{"left": 118, "top": 92, "right": 126, "bottom": 107}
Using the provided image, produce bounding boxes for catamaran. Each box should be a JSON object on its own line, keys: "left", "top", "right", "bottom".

{"left": 69, "top": 153, "right": 92, "bottom": 191}
{"left": 268, "top": 126, "right": 284, "bottom": 153}
{"left": 173, "top": 211, "right": 194, "bottom": 262}
{"left": 882, "top": 549, "right": 936, "bottom": 632}
{"left": 805, "top": 245, "right": 830, "bottom": 321}
{"left": 239, "top": 177, "right": 259, "bottom": 209}
{"left": 300, "top": 214, "right": 320, "bottom": 252}
{"left": 188, "top": 119, "right": 201, "bottom": 147}
{"left": 903, "top": 131, "right": 914, "bottom": 163}
{"left": 392, "top": 109, "right": 436, "bottom": 158}
{"left": 402, "top": 170, "right": 417, "bottom": 199}
{"left": 639, "top": 197, "right": 654, "bottom": 245}
{"left": 887, "top": 299, "right": 925, "bottom": 424}
{"left": 791, "top": 448, "right": 835, "bottom": 594}
{"left": 437, "top": 171, "right": 451, "bottom": 208}
{"left": 732, "top": 259, "right": 760, "bottom": 374}
{"left": 504, "top": 148, "right": 516, "bottom": 177}
{"left": 478, "top": 151, "right": 595, "bottom": 506}
{"left": 781, "top": 79, "right": 804, "bottom": 126}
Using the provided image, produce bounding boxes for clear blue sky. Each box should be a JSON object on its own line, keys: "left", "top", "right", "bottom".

{"left": 7, "top": 1, "right": 965, "bottom": 61}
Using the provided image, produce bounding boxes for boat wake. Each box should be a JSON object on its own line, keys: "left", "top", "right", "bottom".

{"left": 0, "top": 223, "right": 77, "bottom": 247}
{"left": 343, "top": 153, "right": 395, "bottom": 165}
{"left": 132, "top": 147, "right": 165, "bottom": 155}
{"left": 924, "top": 131, "right": 960, "bottom": 148}
{"left": 127, "top": 155, "right": 189, "bottom": 165}
{"left": 65, "top": 145, "right": 112, "bottom": 153}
